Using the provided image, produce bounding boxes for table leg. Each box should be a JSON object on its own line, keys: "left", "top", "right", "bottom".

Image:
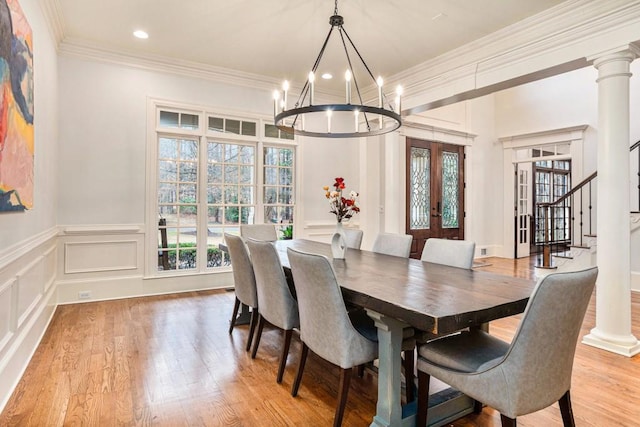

{"left": 366, "top": 310, "right": 408, "bottom": 427}
{"left": 365, "top": 310, "right": 475, "bottom": 427}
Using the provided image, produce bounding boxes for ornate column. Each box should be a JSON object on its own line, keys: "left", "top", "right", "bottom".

{"left": 582, "top": 46, "right": 640, "bottom": 356}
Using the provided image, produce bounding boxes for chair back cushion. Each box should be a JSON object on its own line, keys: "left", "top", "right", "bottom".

{"left": 343, "top": 228, "right": 364, "bottom": 250}
{"left": 240, "top": 224, "right": 278, "bottom": 242}
{"left": 420, "top": 238, "right": 475, "bottom": 269}
{"left": 372, "top": 233, "right": 413, "bottom": 258}
{"left": 224, "top": 233, "right": 258, "bottom": 308}
{"left": 287, "top": 248, "right": 377, "bottom": 368}
{"left": 247, "top": 240, "right": 299, "bottom": 330}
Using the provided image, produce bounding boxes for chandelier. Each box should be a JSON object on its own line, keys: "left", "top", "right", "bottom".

{"left": 273, "top": 0, "right": 402, "bottom": 138}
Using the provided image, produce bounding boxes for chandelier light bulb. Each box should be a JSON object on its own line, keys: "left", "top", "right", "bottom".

{"left": 308, "top": 72, "right": 315, "bottom": 105}
{"left": 395, "top": 85, "right": 403, "bottom": 115}
{"left": 345, "top": 70, "right": 352, "bottom": 104}
{"left": 273, "top": 90, "right": 280, "bottom": 117}
{"left": 282, "top": 81, "right": 289, "bottom": 111}
{"left": 327, "top": 110, "right": 333, "bottom": 133}
{"left": 377, "top": 76, "right": 384, "bottom": 108}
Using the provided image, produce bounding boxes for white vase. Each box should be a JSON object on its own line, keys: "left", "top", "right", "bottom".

{"left": 331, "top": 222, "right": 348, "bottom": 259}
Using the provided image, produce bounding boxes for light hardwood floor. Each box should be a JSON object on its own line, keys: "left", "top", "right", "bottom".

{"left": 1, "top": 257, "right": 639, "bottom": 426}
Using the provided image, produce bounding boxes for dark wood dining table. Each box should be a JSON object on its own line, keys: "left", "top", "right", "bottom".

{"left": 274, "top": 239, "right": 536, "bottom": 427}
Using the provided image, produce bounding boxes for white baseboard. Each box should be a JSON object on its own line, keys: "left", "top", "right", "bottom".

{"left": 56, "top": 271, "right": 233, "bottom": 304}
{"left": 475, "top": 244, "right": 504, "bottom": 259}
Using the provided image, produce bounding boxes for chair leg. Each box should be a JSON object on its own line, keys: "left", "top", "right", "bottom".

{"left": 246, "top": 308, "right": 259, "bottom": 352}
{"left": 356, "top": 364, "right": 365, "bottom": 378}
{"left": 416, "top": 370, "right": 430, "bottom": 427}
{"left": 559, "top": 390, "right": 576, "bottom": 427}
{"left": 292, "top": 343, "right": 309, "bottom": 397}
{"left": 473, "top": 399, "right": 484, "bottom": 414}
{"left": 277, "top": 329, "right": 293, "bottom": 383}
{"left": 251, "top": 314, "right": 265, "bottom": 359}
{"left": 500, "top": 414, "right": 517, "bottom": 427}
{"left": 334, "top": 368, "right": 352, "bottom": 427}
{"left": 403, "top": 349, "right": 415, "bottom": 403}
{"left": 228, "top": 297, "right": 240, "bottom": 334}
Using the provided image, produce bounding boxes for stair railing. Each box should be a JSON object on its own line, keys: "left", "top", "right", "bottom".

{"left": 536, "top": 140, "right": 640, "bottom": 268}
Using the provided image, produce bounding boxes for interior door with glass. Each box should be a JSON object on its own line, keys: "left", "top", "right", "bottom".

{"left": 406, "top": 138, "right": 465, "bottom": 259}
{"left": 515, "top": 162, "right": 532, "bottom": 258}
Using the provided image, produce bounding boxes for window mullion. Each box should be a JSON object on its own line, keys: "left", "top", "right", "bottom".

{"left": 257, "top": 139, "right": 265, "bottom": 225}
{"left": 197, "top": 133, "right": 208, "bottom": 272}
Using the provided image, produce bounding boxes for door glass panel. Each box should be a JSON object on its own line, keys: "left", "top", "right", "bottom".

{"left": 442, "top": 151, "right": 459, "bottom": 228}
{"left": 410, "top": 147, "right": 430, "bottom": 230}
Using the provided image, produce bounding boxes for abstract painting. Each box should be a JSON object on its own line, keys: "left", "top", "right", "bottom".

{"left": 0, "top": 0, "right": 33, "bottom": 212}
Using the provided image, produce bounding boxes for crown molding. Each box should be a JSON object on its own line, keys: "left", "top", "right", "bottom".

{"left": 39, "top": 0, "right": 65, "bottom": 47}
{"left": 58, "top": 37, "right": 285, "bottom": 92}
{"left": 393, "top": 0, "right": 640, "bottom": 111}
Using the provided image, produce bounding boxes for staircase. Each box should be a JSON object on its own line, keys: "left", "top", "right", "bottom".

{"left": 535, "top": 140, "right": 640, "bottom": 275}
{"left": 541, "top": 214, "right": 640, "bottom": 275}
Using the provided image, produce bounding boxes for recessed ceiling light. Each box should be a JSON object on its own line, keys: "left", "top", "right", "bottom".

{"left": 321, "top": 73, "right": 333, "bottom": 80}
{"left": 133, "top": 30, "right": 149, "bottom": 39}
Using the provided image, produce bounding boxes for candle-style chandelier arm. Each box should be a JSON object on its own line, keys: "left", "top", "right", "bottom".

{"left": 338, "top": 26, "right": 374, "bottom": 131}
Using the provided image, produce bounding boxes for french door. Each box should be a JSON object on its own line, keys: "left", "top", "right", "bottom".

{"left": 515, "top": 163, "right": 532, "bottom": 258}
{"left": 406, "top": 138, "right": 465, "bottom": 259}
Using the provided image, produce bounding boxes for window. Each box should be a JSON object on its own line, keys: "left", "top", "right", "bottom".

{"left": 263, "top": 146, "right": 295, "bottom": 230}
{"left": 150, "top": 103, "right": 296, "bottom": 275}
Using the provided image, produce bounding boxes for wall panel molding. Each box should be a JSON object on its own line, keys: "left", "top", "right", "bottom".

{"left": 64, "top": 240, "right": 138, "bottom": 274}
{"left": 0, "top": 278, "right": 16, "bottom": 353}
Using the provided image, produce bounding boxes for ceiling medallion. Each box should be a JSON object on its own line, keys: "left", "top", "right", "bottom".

{"left": 273, "top": 0, "right": 402, "bottom": 138}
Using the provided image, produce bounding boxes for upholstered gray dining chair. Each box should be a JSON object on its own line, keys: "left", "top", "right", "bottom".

{"left": 287, "top": 247, "right": 378, "bottom": 427}
{"left": 224, "top": 233, "right": 259, "bottom": 352}
{"left": 372, "top": 232, "right": 413, "bottom": 258}
{"left": 416, "top": 267, "right": 598, "bottom": 427}
{"left": 246, "top": 239, "right": 300, "bottom": 383}
{"left": 420, "top": 238, "right": 476, "bottom": 269}
{"left": 343, "top": 228, "right": 364, "bottom": 250}
{"left": 240, "top": 224, "right": 278, "bottom": 242}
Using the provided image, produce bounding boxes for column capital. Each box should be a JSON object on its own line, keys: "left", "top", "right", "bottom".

{"left": 589, "top": 44, "right": 640, "bottom": 69}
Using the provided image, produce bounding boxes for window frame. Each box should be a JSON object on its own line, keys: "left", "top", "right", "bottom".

{"left": 145, "top": 99, "right": 298, "bottom": 278}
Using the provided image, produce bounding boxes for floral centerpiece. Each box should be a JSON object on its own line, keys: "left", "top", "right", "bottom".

{"left": 323, "top": 177, "right": 360, "bottom": 223}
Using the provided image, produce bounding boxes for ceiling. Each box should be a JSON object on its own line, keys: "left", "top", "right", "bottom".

{"left": 56, "top": 0, "right": 567, "bottom": 92}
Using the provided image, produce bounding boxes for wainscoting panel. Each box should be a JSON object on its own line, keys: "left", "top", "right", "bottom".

{"left": 56, "top": 224, "right": 232, "bottom": 304}
{"left": 0, "top": 228, "right": 58, "bottom": 412}
{"left": 0, "top": 278, "right": 16, "bottom": 353}
{"left": 16, "top": 256, "right": 45, "bottom": 329}
{"left": 64, "top": 240, "right": 137, "bottom": 274}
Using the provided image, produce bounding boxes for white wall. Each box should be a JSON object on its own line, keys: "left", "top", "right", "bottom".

{"left": 0, "top": 0, "right": 59, "bottom": 411}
